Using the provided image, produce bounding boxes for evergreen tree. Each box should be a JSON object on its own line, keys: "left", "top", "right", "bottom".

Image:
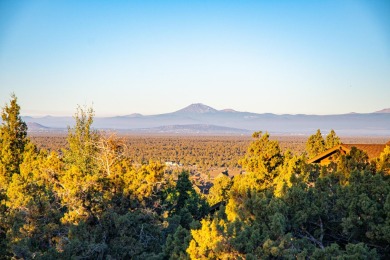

{"left": 163, "top": 225, "right": 191, "bottom": 260}
{"left": 306, "top": 129, "right": 326, "bottom": 158}
{"left": 0, "top": 94, "right": 28, "bottom": 190}
{"left": 207, "top": 175, "right": 232, "bottom": 206}
{"left": 58, "top": 106, "right": 103, "bottom": 224}
{"left": 325, "top": 129, "right": 341, "bottom": 149}
{"left": 377, "top": 145, "right": 390, "bottom": 174}
{"left": 168, "top": 171, "right": 209, "bottom": 228}
{"left": 5, "top": 144, "right": 63, "bottom": 258}
{"left": 0, "top": 94, "right": 29, "bottom": 258}
{"left": 239, "top": 131, "right": 283, "bottom": 175}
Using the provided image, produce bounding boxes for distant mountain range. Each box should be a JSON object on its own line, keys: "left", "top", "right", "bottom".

{"left": 18, "top": 104, "right": 390, "bottom": 135}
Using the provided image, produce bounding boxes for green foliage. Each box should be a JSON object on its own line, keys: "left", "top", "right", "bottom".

{"left": 306, "top": 129, "right": 326, "bottom": 158}
{"left": 188, "top": 132, "right": 390, "bottom": 259}
{"left": 1, "top": 97, "right": 389, "bottom": 259}
{"left": 377, "top": 145, "right": 390, "bottom": 174}
{"left": 5, "top": 144, "right": 63, "bottom": 258}
{"left": 207, "top": 175, "right": 232, "bottom": 206}
{"left": 167, "top": 171, "right": 209, "bottom": 228}
{"left": 163, "top": 225, "right": 191, "bottom": 260}
{"left": 50, "top": 210, "right": 163, "bottom": 259}
{"left": 273, "top": 151, "right": 306, "bottom": 197}
{"left": 59, "top": 106, "right": 106, "bottom": 224}
{"left": 63, "top": 105, "right": 99, "bottom": 176}
{"left": 123, "top": 161, "right": 167, "bottom": 209}
{"left": 189, "top": 168, "right": 390, "bottom": 258}
{"left": 226, "top": 134, "right": 305, "bottom": 221}
{"left": 311, "top": 243, "right": 379, "bottom": 259}
{"left": 326, "top": 129, "right": 341, "bottom": 149}
{"left": 0, "top": 95, "right": 30, "bottom": 258}
{"left": 306, "top": 129, "right": 341, "bottom": 158}
{"left": 336, "top": 147, "right": 373, "bottom": 181}
{"left": 187, "top": 218, "right": 231, "bottom": 259}
{"left": 239, "top": 131, "right": 283, "bottom": 174}
{"left": 0, "top": 94, "right": 28, "bottom": 189}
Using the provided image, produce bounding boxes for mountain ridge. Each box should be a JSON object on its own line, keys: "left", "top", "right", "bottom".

{"left": 174, "top": 103, "right": 218, "bottom": 114}
{"left": 375, "top": 108, "right": 390, "bottom": 113}
{"left": 16, "top": 104, "right": 390, "bottom": 136}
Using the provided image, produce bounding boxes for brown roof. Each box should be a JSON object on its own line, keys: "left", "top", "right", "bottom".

{"left": 308, "top": 145, "right": 344, "bottom": 164}
{"left": 341, "top": 144, "right": 387, "bottom": 160}
{"left": 308, "top": 143, "right": 389, "bottom": 164}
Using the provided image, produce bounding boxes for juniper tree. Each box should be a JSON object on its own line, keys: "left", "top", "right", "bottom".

{"left": 0, "top": 94, "right": 28, "bottom": 189}
{"left": 325, "top": 129, "right": 341, "bottom": 149}
{"left": 306, "top": 129, "right": 326, "bottom": 158}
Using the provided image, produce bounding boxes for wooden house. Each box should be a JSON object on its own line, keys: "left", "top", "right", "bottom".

{"left": 308, "top": 141, "right": 390, "bottom": 165}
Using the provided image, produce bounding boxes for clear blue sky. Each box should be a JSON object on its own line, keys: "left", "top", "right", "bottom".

{"left": 0, "top": 0, "right": 389, "bottom": 116}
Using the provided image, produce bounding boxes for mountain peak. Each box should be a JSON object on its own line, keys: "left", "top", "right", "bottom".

{"left": 175, "top": 103, "right": 218, "bottom": 114}
{"left": 124, "top": 113, "right": 143, "bottom": 118}
{"left": 220, "top": 108, "right": 237, "bottom": 113}
{"left": 375, "top": 108, "right": 390, "bottom": 113}
{"left": 26, "top": 122, "right": 49, "bottom": 130}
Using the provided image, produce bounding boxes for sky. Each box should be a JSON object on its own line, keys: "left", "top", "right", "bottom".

{"left": 0, "top": 0, "right": 389, "bottom": 116}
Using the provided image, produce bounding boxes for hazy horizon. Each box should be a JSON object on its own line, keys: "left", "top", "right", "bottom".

{"left": 17, "top": 102, "right": 390, "bottom": 118}
{"left": 1, "top": 1, "right": 389, "bottom": 117}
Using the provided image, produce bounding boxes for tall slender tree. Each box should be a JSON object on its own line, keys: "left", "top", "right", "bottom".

{"left": 0, "top": 94, "right": 28, "bottom": 257}
{"left": 0, "top": 94, "right": 28, "bottom": 190}
{"left": 306, "top": 129, "right": 326, "bottom": 158}
{"left": 325, "top": 129, "right": 341, "bottom": 149}
{"left": 59, "top": 105, "right": 103, "bottom": 224}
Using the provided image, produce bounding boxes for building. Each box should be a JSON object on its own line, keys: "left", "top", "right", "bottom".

{"left": 308, "top": 141, "right": 390, "bottom": 165}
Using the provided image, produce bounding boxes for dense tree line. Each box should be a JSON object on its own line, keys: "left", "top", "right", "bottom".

{"left": 1, "top": 95, "right": 390, "bottom": 259}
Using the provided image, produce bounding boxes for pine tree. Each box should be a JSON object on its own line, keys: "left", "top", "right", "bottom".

{"left": 0, "top": 94, "right": 31, "bottom": 258}
{"left": 376, "top": 145, "right": 390, "bottom": 174}
{"left": 306, "top": 129, "right": 326, "bottom": 158}
{"left": 0, "top": 94, "right": 28, "bottom": 190}
{"left": 239, "top": 131, "right": 283, "bottom": 174}
{"left": 325, "top": 129, "right": 341, "bottom": 149}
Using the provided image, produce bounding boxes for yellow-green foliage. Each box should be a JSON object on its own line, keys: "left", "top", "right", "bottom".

{"left": 273, "top": 151, "right": 304, "bottom": 197}
{"left": 306, "top": 129, "right": 326, "bottom": 158}
{"left": 0, "top": 94, "right": 28, "bottom": 191}
{"left": 377, "top": 145, "right": 390, "bottom": 174}
{"left": 239, "top": 131, "right": 283, "bottom": 174}
{"left": 187, "top": 218, "right": 232, "bottom": 259}
{"left": 0, "top": 96, "right": 389, "bottom": 259}
{"left": 226, "top": 132, "right": 289, "bottom": 221}
{"left": 123, "top": 161, "right": 166, "bottom": 204}
{"left": 325, "top": 129, "right": 341, "bottom": 149}
{"left": 306, "top": 129, "right": 341, "bottom": 158}
{"left": 207, "top": 175, "right": 232, "bottom": 206}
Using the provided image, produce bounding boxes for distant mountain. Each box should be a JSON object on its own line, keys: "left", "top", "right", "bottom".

{"left": 27, "top": 122, "right": 49, "bottom": 131}
{"left": 375, "top": 108, "right": 390, "bottom": 113}
{"left": 124, "top": 113, "right": 143, "bottom": 118}
{"left": 174, "top": 103, "right": 218, "bottom": 114}
{"left": 220, "top": 109, "right": 238, "bottom": 113}
{"left": 138, "top": 124, "right": 250, "bottom": 134}
{"left": 26, "top": 122, "right": 66, "bottom": 133}
{"left": 21, "top": 104, "right": 390, "bottom": 136}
